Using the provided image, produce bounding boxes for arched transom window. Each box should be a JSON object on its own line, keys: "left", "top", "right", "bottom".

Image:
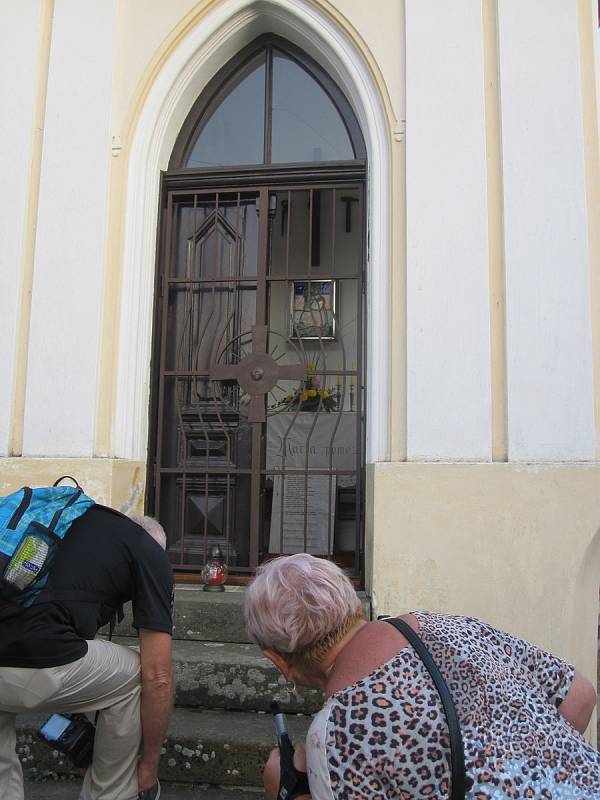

{"left": 170, "top": 37, "right": 365, "bottom": 169}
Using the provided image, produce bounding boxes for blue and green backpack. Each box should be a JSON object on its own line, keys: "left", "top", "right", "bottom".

{"left": 0, "top": 477, "right": 95, "bottom": 618}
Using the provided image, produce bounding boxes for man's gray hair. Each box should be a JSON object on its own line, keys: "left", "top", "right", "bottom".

{"left": 128, "top": 514, "right": 167, "bottom": 550}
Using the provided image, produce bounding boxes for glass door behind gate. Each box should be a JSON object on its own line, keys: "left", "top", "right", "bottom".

{"left": 150, "top": 182, "right": 365, "bottom": 577}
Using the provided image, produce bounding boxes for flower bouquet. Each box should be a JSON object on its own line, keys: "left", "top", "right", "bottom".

{"left": 273, "top": 364, "right": 338, "bottom": 413}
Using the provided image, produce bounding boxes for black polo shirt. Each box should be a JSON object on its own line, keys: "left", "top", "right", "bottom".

{"left": 0, "top": 505, "right": 173, "bottom": 668}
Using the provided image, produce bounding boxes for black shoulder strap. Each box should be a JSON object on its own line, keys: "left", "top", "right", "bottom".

{"left": 384, "top": 617, "right": 466, "bottom": 800}
{"left": 48, "top": 488, "right": 83, "bottom": 533}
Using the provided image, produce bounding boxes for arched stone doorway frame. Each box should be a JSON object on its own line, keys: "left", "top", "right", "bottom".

{"left": 114, "top": 0, "right": 393, "bottom": 469}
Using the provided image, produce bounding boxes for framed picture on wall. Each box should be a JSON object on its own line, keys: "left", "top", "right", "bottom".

{"left": 289, "top": 280, "right": 336, "bottom": 340}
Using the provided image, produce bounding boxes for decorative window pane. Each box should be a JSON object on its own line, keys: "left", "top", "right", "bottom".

{"left": 271, "top": 52, "right": 354, "bottom": 163}
{"left": 182, "top": 45, "right": 359, "bottom": 168}
{"left": 187, "top": 55, "right": 266, "bottom": 168}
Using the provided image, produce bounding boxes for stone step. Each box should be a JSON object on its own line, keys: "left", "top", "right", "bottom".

{"left": 17, "top": 708, "right": 312, "bottom": 788}
{"left": 111, "top": 588, "right": 251, "bottom": 643}
{"left": 112, "top": 636, "right": 322, "bottom": 715}
{"left": 109, "top": 586, "right": 371, "bottom": 643}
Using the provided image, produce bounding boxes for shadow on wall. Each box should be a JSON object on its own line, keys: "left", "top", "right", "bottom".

{"left": 578, "top": 525, "right": 600, "bottom": 746}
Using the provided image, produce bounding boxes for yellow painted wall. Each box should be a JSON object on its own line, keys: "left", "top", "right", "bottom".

{"left": 0, "top": 458, "right": 145, "bottom": 515}
{"left": 368, "top": 462, "right": 600, "bottom": 742}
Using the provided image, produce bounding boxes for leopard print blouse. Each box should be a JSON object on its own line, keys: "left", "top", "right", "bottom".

{"left": 305, "top": 612, "right": 600, "bottom": 799}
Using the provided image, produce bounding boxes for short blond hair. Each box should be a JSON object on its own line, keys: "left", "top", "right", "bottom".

{"left": 244, "top": 554, "right": 363, "bottom": 665}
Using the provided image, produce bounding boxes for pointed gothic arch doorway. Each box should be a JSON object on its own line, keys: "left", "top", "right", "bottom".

{"left": 147, "top": 35, "right": 367, "bottom": 581}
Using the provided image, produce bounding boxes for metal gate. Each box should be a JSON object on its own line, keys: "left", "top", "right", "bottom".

{"left": 149, "top": 176, "right": 365, "bottom": 578}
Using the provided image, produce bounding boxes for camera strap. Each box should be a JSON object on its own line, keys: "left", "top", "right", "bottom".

{"left": 383, "top": 617, "right": 466, "bottom": 800}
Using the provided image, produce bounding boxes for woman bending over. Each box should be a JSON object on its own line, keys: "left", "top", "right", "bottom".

{"left": 244, "top": 553, "right": 599, "bottom": 799}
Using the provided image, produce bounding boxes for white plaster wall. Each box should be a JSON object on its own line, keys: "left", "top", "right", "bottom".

{"left": 0, "top": 2, "right": 44, "bottom": 455}
{"left": 499, "top": 1, "right": 595, "bottom": 461}
{"left": 110, "top": 1, "right": 404, "bottom": 153}
{"left": 22, "top": 0, "right": 118, "bottom": 457}
{"left": 405, "top": 1, "right": 491, "bottom": 461}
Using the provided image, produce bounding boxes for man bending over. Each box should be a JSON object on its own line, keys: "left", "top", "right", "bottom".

{"left": 0, "top": 505, "right": 174, "bottom": 800}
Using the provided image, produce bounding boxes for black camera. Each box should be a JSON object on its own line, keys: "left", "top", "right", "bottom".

{"left": 271, "top": 701, "right": 310, "bottom": 800}
{"left": 37, "top": 712, "right": 95, "bottom": 768}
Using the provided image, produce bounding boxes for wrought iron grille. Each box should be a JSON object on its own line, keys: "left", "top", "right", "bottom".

{"left": 149, "top": 180, "right": 365, "bottom": 578}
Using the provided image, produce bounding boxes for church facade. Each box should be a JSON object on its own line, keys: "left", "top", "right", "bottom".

{"left": 2, "top": 0, "right": 600, "bottom": 734}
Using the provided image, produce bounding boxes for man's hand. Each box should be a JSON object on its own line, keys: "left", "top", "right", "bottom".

{"left": 264, "top": 743, "right": 310, "bottom": 800}
{"left": 137, "top": 759, "right": 158, "bottom": 794}
{"left": 138, "top": 629, "right": 173, "bottom": 792}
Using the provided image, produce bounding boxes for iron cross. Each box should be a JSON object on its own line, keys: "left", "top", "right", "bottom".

{"left": 209, "top": 325, "right": 306, "bottom": 423}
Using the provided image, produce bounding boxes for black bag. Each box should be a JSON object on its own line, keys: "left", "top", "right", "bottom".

{"left": 382, "top": 616, "right": 468, "bottom": 800}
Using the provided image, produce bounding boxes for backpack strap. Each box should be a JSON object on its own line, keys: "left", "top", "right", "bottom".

{"left": 383, "top": 617, "right": 467, "bottom": 800}
{"left": 48, "top": 489, "right": 83, "bottom": 533}
{"left": 52, "top": 476, "right": 82, "bottom": 488}
{"left": 7, "top": 487, "right": 33, "bottom": 529}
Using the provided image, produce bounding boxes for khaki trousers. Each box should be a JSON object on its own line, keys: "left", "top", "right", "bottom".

{"left": 0, "top": 639, "right": 141, "bottom": 800}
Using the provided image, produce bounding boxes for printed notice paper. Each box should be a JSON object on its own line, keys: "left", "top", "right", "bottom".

{"left": 269, "top": 474, "right": 336, "bottom": 554}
